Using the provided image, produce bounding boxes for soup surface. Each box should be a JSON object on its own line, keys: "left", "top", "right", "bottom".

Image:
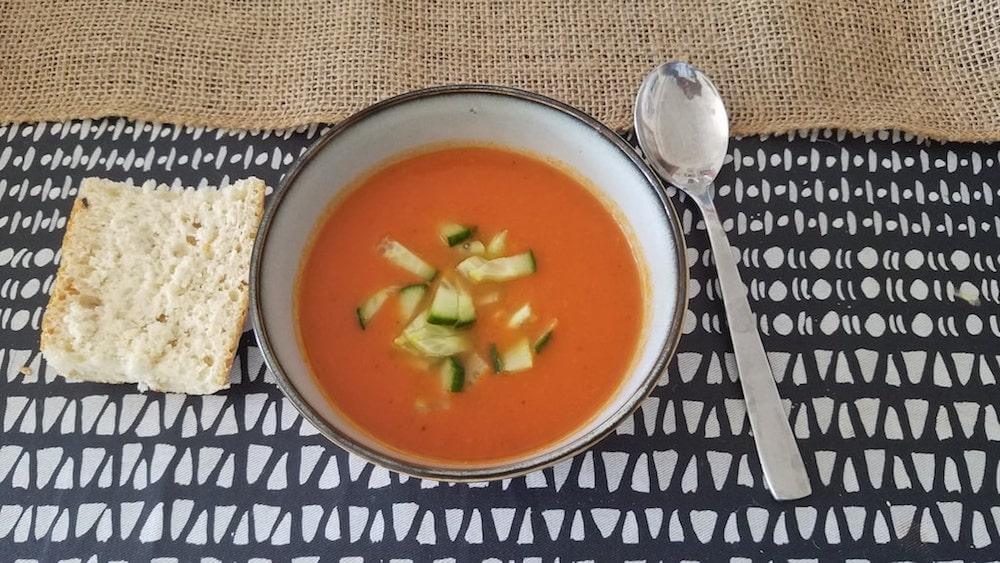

{"left": 296, "top": 146, "right": 644, "bottom": 463}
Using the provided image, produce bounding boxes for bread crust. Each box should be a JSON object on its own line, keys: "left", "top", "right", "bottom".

{"left": 200, "top": 178, "right": 265, "bottom": 394}
{"left": 39, "top": 182, "right": 92, "bottom": 379}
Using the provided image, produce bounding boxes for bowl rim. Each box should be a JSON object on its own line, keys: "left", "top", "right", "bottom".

{"left": 250, "top": 84, "right": 689, "bottom": 481}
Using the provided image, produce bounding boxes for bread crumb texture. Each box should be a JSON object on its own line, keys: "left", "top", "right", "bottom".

{"left": 40, "top": 177, "right": 265, "bottom": 394}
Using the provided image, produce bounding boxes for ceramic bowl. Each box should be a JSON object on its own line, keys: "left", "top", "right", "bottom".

{"left": 251, "top": 85, "right": 687, "bottom": 481}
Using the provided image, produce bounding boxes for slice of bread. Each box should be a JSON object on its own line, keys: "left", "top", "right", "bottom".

{"left": 40, "top": 177, "right": 266, "bottom": 394}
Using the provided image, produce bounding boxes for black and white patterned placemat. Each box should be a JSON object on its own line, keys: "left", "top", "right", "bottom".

{"left": 1, "top": 119, "right": 998, "bottom": 561}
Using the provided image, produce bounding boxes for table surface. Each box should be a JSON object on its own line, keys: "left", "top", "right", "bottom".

{"left": 1, "top": 119, "right": 998, "bottom": 561}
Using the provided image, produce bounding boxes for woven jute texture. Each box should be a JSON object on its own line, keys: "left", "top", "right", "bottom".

{"left": 2, "top": 0, "right": 999, "bottom": 140}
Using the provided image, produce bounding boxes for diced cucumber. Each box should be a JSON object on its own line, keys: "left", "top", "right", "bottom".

{"left": 427, "top": 281, "right": 460, "bottom": 325}
{"left": 507, "top": 303, "right": 533, "bottom": 328}
{"left": 456, "top": 251, "right": 536, "bottom": 283}
{"left": 455, "top": 288, "right": 476, "bottom": 328}
{"left": 427, "top": 280, "right": 476, "bottom": 327}
{"left": 501, "top": 339, "right": 534, "bottom": 373}
{"left": 458, "top": 240, "right": 486, "bottom": 255}
{"left": 489, "top": 343, "right": 503, "bottom": 373}
{"left": 456, "top": 256, "right": 487, "bottom": 278}
{"left": 487, "top": 251, "right": 536, "bottom": 279}
{"left": 476, "top": 291, "right": 500, "bottom": 306}
{"left": 396, "top": 310, "right": 429, "bottom": 344}
{"left": 486, "top": 230, "right": 508, "bottom": 257}
{"left": 534, "top": 320, "right": 557, "bottom": 353}
{"left": 440, "top": 356, "right": 465, "bottom": 392}
{"left": 402, "top": 310, "right": 429, "bottom": 331}
{"left": 356, "top": 285, "right": 397, "bottom": 329}
{"left": 394, "top": 325, "right": 471, "bottom": 357}
{"left": 439, "top": 223, "right": 475, "bottom": 247}
{"left": 394, "top": 311, "right": 471, "bottom": 357}
{"left": 378, "top": 237, "right": 437, "bottom": 280}
{"left": 398, "top": 283, "right": 428, "bottom": 320}
{"left": 465, "top": 352, "right": 490, "bottom": 384}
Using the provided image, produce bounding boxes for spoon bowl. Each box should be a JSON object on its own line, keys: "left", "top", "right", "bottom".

{"left": 635, "top": 61, "right": 730, "bottom": 194}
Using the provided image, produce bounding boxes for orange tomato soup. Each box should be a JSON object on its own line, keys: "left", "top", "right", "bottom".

{"left": 296, "top": 146, "right": 644, "bottom": 463}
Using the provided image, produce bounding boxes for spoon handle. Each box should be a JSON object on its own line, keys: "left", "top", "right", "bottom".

{"left": 697, "top": 192, "right": 812, "bottom": 501}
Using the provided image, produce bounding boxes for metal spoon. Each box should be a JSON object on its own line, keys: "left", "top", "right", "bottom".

{"left": 635, "top": 61, "right": 811, "bottom": 500}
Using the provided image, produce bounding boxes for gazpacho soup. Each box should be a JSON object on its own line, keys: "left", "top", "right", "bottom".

{"left": 296, "top": 146, "right": 646, "bottom": 464}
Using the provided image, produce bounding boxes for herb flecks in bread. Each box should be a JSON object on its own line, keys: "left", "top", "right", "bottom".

{"left": 40, "top": 177, "right": 265, "bottom": 394}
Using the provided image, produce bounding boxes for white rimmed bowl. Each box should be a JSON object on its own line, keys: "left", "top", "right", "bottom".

{"left": 251, "top": 85, "right": 687, "bottom": 481}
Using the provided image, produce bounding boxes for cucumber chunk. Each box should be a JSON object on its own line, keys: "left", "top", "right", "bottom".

{"left": 394, "top": 312, "right": 471, "bottom": 357}
{"left": 489, "top": 343, "right": 503, "bottom": 373}
{"left": 507, "top": 303, "right": 533, "bottom": 328}
{"left": 501, "top": 338, "right": 534, "bottom": 373}
{"left": 465, "top": 352, "right": 490, "bottom": 384}
{"left": 356, "top": 286, "right": 397, "bottom": 329}
{"left": 428, "top": 280, "right": 476, "bottom": 327}
{"left": 441, "top": 356, "right": 466, "bottom": 392}
{"left": 378, "top": 237, "right": 437, "bottom": 280}
{"left": 455, "top": 288, "right": 476, "bottom": 328}
{"left": 458, "top": 240, "right": 486, "bottom": 255}
{"left": 439, "top": 223, "right": 475, "bottom": 247}
{"left": 457, "top": 251, "right": 536, "bottom": 283}
{"left": 486, "top": 230, "right": 508, "bottom": 258}
{"left": 456, "top": 256, "right": 487, "bottom": 278}
{"left": 398, "top": 283, "right": 428, "bottom": 320}
{"left": 476, "top": 291, "right": 500, "bottom": 306}
{"left": 427, "top": 282, "right": 460, "bottom": 325}
{"left": 534, "top": 320, "right": 557, "bottom": 353}
{"left": 395, "top": 326, "right": 470, "bottom": 357}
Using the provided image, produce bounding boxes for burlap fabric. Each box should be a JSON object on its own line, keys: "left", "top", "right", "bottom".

{"left": 1, "top": 0, "right": 998, "bottom": 140}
